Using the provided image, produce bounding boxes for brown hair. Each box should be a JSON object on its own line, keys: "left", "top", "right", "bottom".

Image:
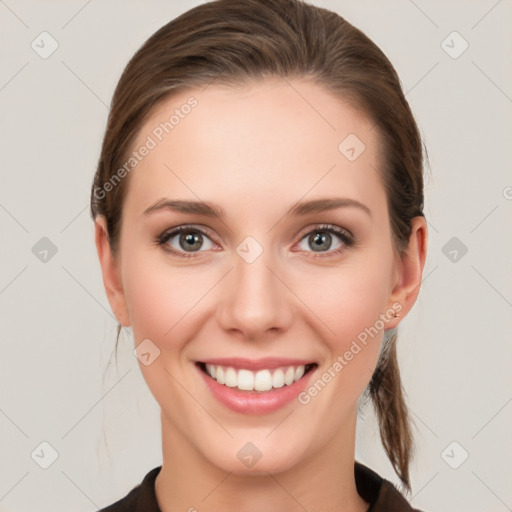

{"left": 90, "top": 0, "right": 425, "bottom": 492}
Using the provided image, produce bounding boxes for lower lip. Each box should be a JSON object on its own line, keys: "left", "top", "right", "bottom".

{"left": 196, "top": 364, "right": 316, "bottom": 415}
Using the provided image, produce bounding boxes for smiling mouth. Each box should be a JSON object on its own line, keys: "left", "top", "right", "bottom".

{"left": 196, "top": 362, "right": 317, "bottom": 393}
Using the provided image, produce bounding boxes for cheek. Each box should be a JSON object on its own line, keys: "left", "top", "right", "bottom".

{"left": 120, "top": 252, "right": 213, "bottom": 402}
{"left": 298, "top": 250, "right": 394, "bottom": 393}
{"left": 306, "top": 257, "right": 393, "bottom": 342}
{"left": 121, "top": 248, "right": 214, "bottom": 349}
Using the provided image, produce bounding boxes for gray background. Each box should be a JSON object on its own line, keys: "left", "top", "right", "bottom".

{"left": 1, "top": 1, "right": 511, "bottom": 511}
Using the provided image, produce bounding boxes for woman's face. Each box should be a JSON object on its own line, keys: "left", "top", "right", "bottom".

{"left": 96, "top": 78, "right": 423, "bottom": 475}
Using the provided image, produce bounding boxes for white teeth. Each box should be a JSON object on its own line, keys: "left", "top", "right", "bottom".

{"left": 254, "top": 369, "right": 273, "bottom": 391}
{"left": 237, "top": 369, "right": 254, "bottom": 391}
{"left": 224, "top": 367, "right": 237, "bottom": 387}
{"left": 284, "top": 367, "right": 295, "bottom": 385}
{"left": 294, "top": 365, "right": 305, "bottom": 381}
{"left": 272, "top": 369, "right": 285, "bottom": 388}
{"left": 203, "top": 364, "right": 311, "bottom": 392}
{"left": 216, "top": 366, "right": 225, "bottom": 385}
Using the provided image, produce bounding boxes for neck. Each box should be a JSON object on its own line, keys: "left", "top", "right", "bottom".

{"left": 154, "top": 411, "right": 368, "bottom": 512}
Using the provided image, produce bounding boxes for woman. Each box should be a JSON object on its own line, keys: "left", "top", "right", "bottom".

{"left": 91, "top": 0, "right": 428, "bottom": 510}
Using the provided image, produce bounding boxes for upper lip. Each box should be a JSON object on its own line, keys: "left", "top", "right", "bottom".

{"left": 197, "top": 357, "right": 316, "bottom": 371}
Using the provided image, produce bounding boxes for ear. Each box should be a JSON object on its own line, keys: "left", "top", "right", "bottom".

{"left": 386, "top": 216, "right": 428, "bottom": 328}
{"left": 94, "top": 215, "right": 131, "bottom": 327}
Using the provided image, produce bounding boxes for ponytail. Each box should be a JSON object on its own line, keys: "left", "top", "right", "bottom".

{"left": 369, "top": 330, "right": 413, "bottom": 492}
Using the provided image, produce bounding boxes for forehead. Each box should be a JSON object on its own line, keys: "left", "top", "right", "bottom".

{"left": 123, "top": 78, "right": 386, "bottom": 217}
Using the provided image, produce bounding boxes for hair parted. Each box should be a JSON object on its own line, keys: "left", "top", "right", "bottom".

{"left": 90, "top": 0, "right": 425, "bottom": 491}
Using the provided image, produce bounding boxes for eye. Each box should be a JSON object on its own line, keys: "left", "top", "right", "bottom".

{"left": 295, "top": 224, "right": 354, "bottom": 257}
{"left": 156, "top": 223, "right": 355, "bottom": 259}
{"left": 156, "top": 226, "right": 216, "bottom": 258}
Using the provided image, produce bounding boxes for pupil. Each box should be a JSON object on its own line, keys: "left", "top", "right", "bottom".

{"left": 181, "top": 232, "right": 202, "bottom": 251}
{"left": 311, "top": 232, "right": 330, "bottom": 251}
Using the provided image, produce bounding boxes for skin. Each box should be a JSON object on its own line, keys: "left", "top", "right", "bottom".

{"left": 95, "top": 78, "right": 427, "bottom": 512}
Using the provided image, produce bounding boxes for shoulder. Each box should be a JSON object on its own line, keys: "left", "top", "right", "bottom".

{"left": 97, "top": 466, "right": 162, "bottom": 512}
{"left": 355, "top": 462, "right": 426, "bottom": 512}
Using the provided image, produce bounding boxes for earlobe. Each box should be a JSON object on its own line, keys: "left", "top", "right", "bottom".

{"left": 94, "top": 216, "right": 131, "bottom": 327}
{"left": 387, "top": 216, "right": 428, "bottom": 328}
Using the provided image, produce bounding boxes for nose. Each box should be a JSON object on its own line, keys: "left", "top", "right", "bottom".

{"left": 216, "top": 242, "right": 293, "bottom": 341}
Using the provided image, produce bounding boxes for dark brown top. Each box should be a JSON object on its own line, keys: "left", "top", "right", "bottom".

{"left": 98, "top": 462, "right": 424, "bottom": 512}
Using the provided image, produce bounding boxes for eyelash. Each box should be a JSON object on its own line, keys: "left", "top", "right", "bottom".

{"left": 155, "top": 224, "right": 355, "bottom": 259}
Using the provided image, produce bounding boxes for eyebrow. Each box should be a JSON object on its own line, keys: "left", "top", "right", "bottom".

{"left": 143, "top": 197, "right": 371, "bottom": 218}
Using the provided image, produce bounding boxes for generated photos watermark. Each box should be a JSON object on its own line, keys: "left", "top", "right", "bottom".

{"left": 93, "top": 96, "right": 198, "bottom": 200}
{"left": 297, "top": 301, "right": 402, "bottom": 405}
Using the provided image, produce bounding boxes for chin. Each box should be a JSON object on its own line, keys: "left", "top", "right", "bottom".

{"left": 205, "top": 440, "right": 304, "bottom": 477}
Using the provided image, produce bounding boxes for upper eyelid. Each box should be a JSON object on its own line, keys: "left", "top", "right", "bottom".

{"left": 296, "top": 223, "right": 352, "bottom": 239}
{"left": 162, "top": 224, "right": 218, "bottom": 242}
